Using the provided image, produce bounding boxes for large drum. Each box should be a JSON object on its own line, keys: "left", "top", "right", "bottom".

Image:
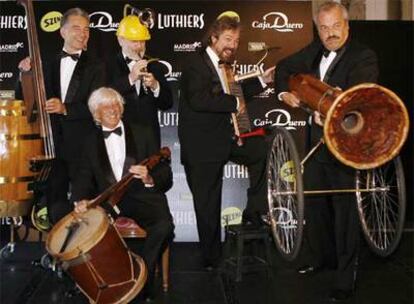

{"left": 46, "top": 207, "right": 147, "bottom": 304}
{"left": 0, "top": 99, "right": 42, "bottom": 217}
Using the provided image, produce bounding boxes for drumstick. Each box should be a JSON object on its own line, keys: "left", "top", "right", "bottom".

{"left": 59, "top": 220, "right": 80, "bottom": 253}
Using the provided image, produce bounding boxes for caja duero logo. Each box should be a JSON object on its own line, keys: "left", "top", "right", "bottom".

{"left": 159, "top": 60, "right": 181, "bottom": 81}
{"left": 253, "top": 109, "right": 307, "bottom": 130}
{"left": 40, "top": 11, "right": 63, "bottom": 32}
{"left": 89, "top": 11, "right": 118, "bottom": 32}
{"left": 0, "top": 72, "right": 14, "bottom": 82}
{"left": 252, "top": 12, "right": 303, "bottom": 32}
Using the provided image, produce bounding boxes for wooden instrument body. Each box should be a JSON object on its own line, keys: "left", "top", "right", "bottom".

{"left": 0, "top": 0, "right": 56, "bottom": 221}
{"left": 289, "top": 74, "right": 409, "bottom": 169}
{"left": 0, "top": 100, "right": 43, "bottom": 217}
{"left": 46, "top": 207, "right": 147, "bottom": 304}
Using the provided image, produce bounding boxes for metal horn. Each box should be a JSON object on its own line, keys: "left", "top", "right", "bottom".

{"left": 138, "top": 8, "right": 155, "bottom": 28}
{"left": 123, "top": 4, "right": 156, "bottom": 28}
{"left": 289, "top": 74, "right": 409, "bottom": 170}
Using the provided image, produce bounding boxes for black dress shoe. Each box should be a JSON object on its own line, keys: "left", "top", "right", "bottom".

{"left": 204, "top": 265, "right": 215, "bottom": 272}
{"left": 297, "top": 265, "right": 319, "bottom": 275}
{"left": 204, "top": 261, "right": 221, "bottom": 272}
{"left": 328, "top": 289, "right": 354, "bottom": 302}
{"left": 260, "top": 213, "right": 271, "bottom": 226}
{"left": 242, "top": 211, "right": 264, "bottom": 227}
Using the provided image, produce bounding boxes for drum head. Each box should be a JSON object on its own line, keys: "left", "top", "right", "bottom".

{"left": 46, "top": 207, "right": 109, "bottom": 261}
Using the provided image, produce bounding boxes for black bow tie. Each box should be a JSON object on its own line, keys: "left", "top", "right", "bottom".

{"left": 61, "top": 50, "right": 80, "bottom": 61}
{"left": 218, "top": 59, "right": 231, "bottom": 66}
{"left": 102, "top": 126, "right": 122, "bottom": 139}
{"left": 322, "top": 48, "right": 331, "bottom": 58}
{"left": 125, "top": 57, "right": 135, "bottom": 64}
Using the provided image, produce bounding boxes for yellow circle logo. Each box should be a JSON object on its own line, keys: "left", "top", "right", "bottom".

{"left": 221, "top": 206, "right": 242, "bottom": 227}
{"left": 280, "top": 161, "right": 296, "bottom": 183}
{"left": 40, "top": 11, "right": 63, "bottom": 32}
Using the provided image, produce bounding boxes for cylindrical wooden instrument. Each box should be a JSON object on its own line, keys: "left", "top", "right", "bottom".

{"left": 289, "top": 74, "right": 409, "bottom": 169}
{"left": 47, "top": 207, "right": 147, "bottom": 304}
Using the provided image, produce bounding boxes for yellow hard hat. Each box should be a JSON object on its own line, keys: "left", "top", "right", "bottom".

{"left": 116, "top": 15, "right": 151, "bottom": 41}
{"left": 217, "top": 11, "right": 240, "bottom": 22}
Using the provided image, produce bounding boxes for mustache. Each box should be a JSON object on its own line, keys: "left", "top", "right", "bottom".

{"left": 223, "top": 47, "right": 235, "bottom": 53}
{"left": 326, "top": 35, "right": 340, "bottom": 41}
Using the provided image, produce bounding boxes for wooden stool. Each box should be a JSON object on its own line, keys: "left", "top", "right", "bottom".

{"left": 224, "top": 224, "right": 272, "bottom": 282}
{"left": 115, "top": 217, "right": 170, "bottom": 292}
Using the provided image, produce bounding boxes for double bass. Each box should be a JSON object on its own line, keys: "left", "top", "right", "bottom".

{"left": 0, "top": 0, "right": 54, "bottom": 224}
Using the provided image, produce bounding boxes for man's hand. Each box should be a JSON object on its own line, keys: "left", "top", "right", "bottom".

{"left": 129, "top": 59, "right": 148, "bottom": 83}
{"left": 74, "top": 200, "right": 89, "bottom": 214}
{"left": 280, "top": 92, "right": 301, "bottom": 108}
{"left": 261, "top": 66, "right": 276, "bottom": 84}
{"left": 18, "top": 57, "right": 31, "bottom": 72}
{"left": 237, "top": 101, "right": 246, "bottom": 115}
{"left": 45, "top": 98, "right": 66, "bottom": 114}
{"left": 313, "top": 111, "right": 324, "bottom": 126}
{"left": 142, "top": 72, "right": 159, "bottom": 91}
{"left": 129, "top": 165, "right": 154, "bottom": 185}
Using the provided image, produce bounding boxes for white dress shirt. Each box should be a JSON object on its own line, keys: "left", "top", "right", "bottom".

{"left": 319, "top": 51, "right": 337, "bottom": 81}
{"left": 277, "top": 50, "right": 338, "bottom": 102}
{"left": 103, "top": 121, "right": 126, "bottom": 182}
{"left": 206, "top": 46, "right": 228, "bottom": 92}
{"left": 60, "top": 49, "right": 81, "bottom": 103}
{"left": 206, "top": 46, "right": 242, "bottom": 110}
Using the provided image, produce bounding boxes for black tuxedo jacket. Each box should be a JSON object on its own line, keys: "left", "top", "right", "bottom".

{"left": 178, "top": 49, "right": 265, "bottom": 163}
{"left": 70, "top": 123, "right": 172, "bottom": 205}
{"left": 275, "top": 38, "right": 379, "bottom": 162}
{"left": 106, "top": 52, "right": 173, "bottom": 145}
{"left": 44, "top": 51, "right": 106, "bottom": 161}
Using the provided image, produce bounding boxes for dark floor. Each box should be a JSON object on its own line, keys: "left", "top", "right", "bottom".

{"left": 0, "top": 229, "right": 413, "bottom": 304}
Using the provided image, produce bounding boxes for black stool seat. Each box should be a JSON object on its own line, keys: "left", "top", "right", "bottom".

{"left": 223, "top": 224, "right": 272, "bottom": 282}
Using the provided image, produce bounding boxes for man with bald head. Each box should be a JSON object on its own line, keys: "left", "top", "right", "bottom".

{"left": 275, "top": 1, "right": 378, "bottom": 301}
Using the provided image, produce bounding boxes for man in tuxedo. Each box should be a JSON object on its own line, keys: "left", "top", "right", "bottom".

{"left": 73, "top": 87, "right": 174, "bottom": 301}
{"left": 17, "top": 8, "right": 105, "bottom": 224}
{"left": 106, "top": 14, "right": 172, "bottom": 147}
{"left": 178, "top": 11, "right": 275, "bottom": 270}
{"left": 275, "top": 1, "right": 379, "bottom": 301}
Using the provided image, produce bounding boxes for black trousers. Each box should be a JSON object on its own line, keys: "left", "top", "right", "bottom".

{"left": 120, "top": 192, "right": 174, "bottom": 283}
{"left": 183, "top": 136, "right": 267, "bottom": 266}
{"left": 46, "top": 158, "right": 80, "bottom": 224}
{"left": 303, "top": 149, "right": 360, "bottom": 291}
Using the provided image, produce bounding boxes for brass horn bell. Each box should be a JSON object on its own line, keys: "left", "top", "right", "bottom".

{"left": 289, "top": 74, "right": 409, "bottom": 170}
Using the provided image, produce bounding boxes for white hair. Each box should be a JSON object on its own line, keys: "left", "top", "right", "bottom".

{"left": 88, "top": 87, "right": 124, "bottom": 121}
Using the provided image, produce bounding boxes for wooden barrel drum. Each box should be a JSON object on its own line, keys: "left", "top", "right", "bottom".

{"left": 46, "top": 207, "right": 147, "bottom": 304}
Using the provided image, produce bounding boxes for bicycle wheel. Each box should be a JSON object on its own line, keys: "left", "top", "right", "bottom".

{"left": 266, "top": 127, "right": 304, "bottom": 261}
{"left": 355, "top": 156, "right": 406, "bottom": 256}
